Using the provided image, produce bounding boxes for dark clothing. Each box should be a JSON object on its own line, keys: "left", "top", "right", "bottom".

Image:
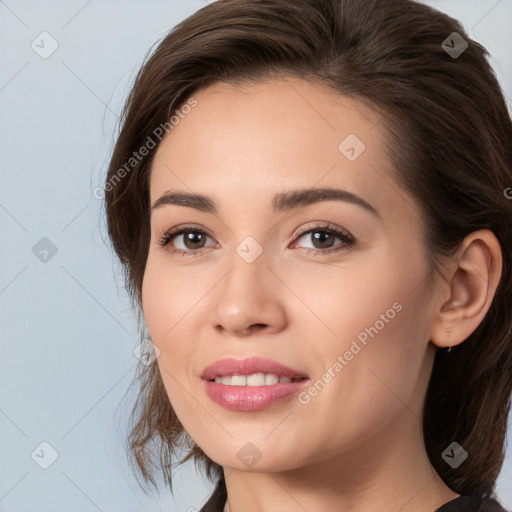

{"left": 199, "top": 477, "right": 227, "bottom": 512}
{"left": 436, "top": 494, "right": 509, "bottom": 511}
{"left": 199, "top": 478, "right": 510, "bottom": 512}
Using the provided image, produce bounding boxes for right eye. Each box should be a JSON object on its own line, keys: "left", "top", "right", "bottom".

{"left": 157, "top": 226, "right": 217, "bottom": 256}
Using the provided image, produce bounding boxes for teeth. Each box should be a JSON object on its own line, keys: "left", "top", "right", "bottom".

{"left": 247, "top": 373, "right": 265, "bottom": 386}
{"left": 265, "top": 374, "right": 279, "bottom": 385}
{"left": 231, "top": 375, "right": 246, "bottom": 386}
{"left": 213, "top": 373, "right": 300, "bottom": 386}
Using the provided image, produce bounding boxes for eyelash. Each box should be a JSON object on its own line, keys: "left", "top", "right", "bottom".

{"left": 156, "top": 222, "right": 355, "bottom": 257}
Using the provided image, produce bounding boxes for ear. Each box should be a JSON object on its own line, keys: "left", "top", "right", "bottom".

{"left": 430, "top": 229, "right": 502, "bottom": 349}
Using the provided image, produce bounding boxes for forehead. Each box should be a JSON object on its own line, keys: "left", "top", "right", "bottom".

{"left": 153, "top": 77, "right": 381, "bottom": 163}
{"left": 148, "top": 78, "right": 410, "bottom": 221}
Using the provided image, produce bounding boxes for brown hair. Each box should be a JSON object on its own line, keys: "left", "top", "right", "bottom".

{"left": 104, "top": 0, "right": 512, "bottom": 506}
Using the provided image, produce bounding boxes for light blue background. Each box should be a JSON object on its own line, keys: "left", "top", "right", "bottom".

{"left": 1, "top": 1, "right": 511, "bottom": 511}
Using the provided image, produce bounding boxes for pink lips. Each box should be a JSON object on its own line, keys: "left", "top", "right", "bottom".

{"left": 201, "top": 357, "right": 309, "bottom": 412}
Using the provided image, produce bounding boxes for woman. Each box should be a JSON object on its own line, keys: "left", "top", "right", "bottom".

{"left": 103, "top": 0, "right": 512, "bottom": 510}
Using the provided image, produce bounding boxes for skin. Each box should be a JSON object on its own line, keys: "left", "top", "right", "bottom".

{"left": 141, "top": 78, "right": 502, "bottom": 512}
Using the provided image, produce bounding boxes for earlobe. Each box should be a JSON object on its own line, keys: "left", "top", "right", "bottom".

{"left": 430, "top": 230, "right": 502, "bottom": 349}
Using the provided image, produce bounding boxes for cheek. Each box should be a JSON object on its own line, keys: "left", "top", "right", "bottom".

{"left": 141, "top": 257, "right": 199, "bottom": 412}
{"left": 141, "top": 252, "right": 209, "bottom": 346}
{"left": 278, "top": 244, "right": 428, "bottom": 354}
{"left": 317, "top": 290, "right": 431, "bottom": 455}
{"left": 287, "top": 249, "right": 432, "bottom": 439}
{"left": 141, "top": 257, "right": 206, "bottom": 425}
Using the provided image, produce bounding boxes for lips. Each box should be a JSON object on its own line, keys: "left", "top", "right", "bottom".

{"left": 201, "top": 357, "right": 309, "bottom": 412}
{"left": 201, "top": 356, "right": 308, "bottom": 381}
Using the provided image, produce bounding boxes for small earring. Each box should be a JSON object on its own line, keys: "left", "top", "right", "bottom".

{"left": 444, "top": 330, "right": 452, "bottom": 353}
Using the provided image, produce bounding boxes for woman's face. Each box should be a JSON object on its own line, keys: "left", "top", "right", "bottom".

{"left": 142, "top": 78, "right": 439, "bottom": 472}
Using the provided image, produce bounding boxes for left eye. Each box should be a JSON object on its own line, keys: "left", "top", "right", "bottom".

{"left": 291, "top": 225, "right": 355, "bottom": 253}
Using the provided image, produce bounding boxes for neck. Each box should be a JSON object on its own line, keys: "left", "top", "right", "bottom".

{"left": 222, "top": 412, "right": 458, "bottom": 512}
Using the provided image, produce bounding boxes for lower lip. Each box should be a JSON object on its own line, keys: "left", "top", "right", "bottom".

{"left": 203, "top": 379, "right": 309, "bottom": 411}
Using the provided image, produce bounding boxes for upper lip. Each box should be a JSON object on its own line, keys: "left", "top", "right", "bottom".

{"left": 201, "top": 357, "right": 309, "bottom": 381}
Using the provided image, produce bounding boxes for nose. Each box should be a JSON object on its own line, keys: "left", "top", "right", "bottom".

{"left": 210, "top": 249, "right": 288, "bottom": 337}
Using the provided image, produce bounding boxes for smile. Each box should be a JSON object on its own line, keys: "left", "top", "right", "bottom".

{"left": 212, "top": 373, "right": 305, "bottom": 386}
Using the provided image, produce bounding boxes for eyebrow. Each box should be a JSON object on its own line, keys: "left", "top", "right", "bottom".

{"left": 151, "top": 187, "right": 380, "bottom": 218}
